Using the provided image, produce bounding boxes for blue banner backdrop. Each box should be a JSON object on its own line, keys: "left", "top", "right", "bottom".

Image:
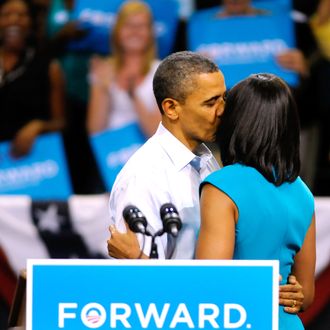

{"left": 27, "top": 259, "right": 279, "bottom": 330}
{"left": 89, "top": 123, "right": 146, "bottom": 191}
{"left": 0, "top": 133, "right": 72, "bottom": 200}
{"left": 188, "top": 0, "right": 298, "bottom": 88}
{"left": 69, "top": 0, "right": 179, "bottom": 58}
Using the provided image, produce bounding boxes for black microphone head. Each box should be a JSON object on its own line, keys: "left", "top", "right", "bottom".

{"left": 160, "top": 203, "right": 178, "bottom": 219}
{"left": 122, "top": 205, "right": 147, "bottom": 233}
{"left": 160, "top": 203, "right": 182, "bottom": 236}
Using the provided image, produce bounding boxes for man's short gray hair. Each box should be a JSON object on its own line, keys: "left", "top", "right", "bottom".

{"left": 153, "top": 51, "right": 220, "bottom": 113}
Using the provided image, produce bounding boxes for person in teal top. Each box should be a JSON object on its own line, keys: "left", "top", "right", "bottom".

{"left": 196, "top": 73, "right": 316, "bottom": 330}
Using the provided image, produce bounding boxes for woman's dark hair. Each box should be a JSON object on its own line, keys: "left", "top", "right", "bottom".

{"left": 217, "top": 73, "right": 301, "bottom": 186}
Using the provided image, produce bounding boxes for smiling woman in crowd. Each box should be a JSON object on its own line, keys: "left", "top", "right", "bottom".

{"left": 0, "top": 0, "right": 65, "bottom": 157}
{"left": 87, "top": 0, "right": 161, "bottom": 138}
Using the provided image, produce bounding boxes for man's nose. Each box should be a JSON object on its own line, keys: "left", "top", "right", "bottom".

{"left": 216, "top": 102, "right": 225, "bottom": 117}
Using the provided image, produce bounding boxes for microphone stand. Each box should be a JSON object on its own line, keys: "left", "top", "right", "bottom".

{"left": 144, "top": 229, "right": 165, "bottom": 259}
{"left": 149, "top": 235, "right": 159, "bottom": 259}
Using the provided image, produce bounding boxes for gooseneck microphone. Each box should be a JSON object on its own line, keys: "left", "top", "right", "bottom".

{"left": 160, "top": 203, "right": 182, "bottom": 237}
{"left": 122, "top": 205, "right": 147, "bottom": 234}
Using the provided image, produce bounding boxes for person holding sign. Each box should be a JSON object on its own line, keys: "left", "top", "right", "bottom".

{"left": 107, "top": 51, "right": 305, "bottom": 315}
{"left": 197, "top": 0, "right": 310, "bottom": 78}
{"left": 0, "top": 0, "right": 65, "bottom": 157}
{"left": 87, "top": 0, "right": 161, "bottom": 138}
{"left": 196, "top": 73, "right": 316, "bottom": 329}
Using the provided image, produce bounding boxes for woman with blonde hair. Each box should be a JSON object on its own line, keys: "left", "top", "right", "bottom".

{"left": 87, "top": 0, "right": 161, "bottom": 137}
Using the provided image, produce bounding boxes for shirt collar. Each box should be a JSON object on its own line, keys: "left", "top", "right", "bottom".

{"left": 155, "top": 123, "right": 214, "bottom": 172}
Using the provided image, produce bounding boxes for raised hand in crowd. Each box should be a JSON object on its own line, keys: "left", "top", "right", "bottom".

{"left": 55, "top": 20, "right": 88, "bottom": 42}
{"left": 276, "top": 49, "right": 309, "bottom": 77}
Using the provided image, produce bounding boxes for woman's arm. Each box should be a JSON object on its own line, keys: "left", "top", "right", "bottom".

{"left": 276, "top": 49, "right": 309, "bottom": 77}
{"left": 195, "top": 183, "right": 237, "bottom": 259}
{"left": 291, "top": 214, "right": 316, "bottom": 311}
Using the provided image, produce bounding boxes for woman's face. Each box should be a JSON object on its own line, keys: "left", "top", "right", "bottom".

{"left": 0, "top": 0, "right": 31, "bottom": 50}
{"left": 117, "top": 11, "right": 152, "bottom": 53}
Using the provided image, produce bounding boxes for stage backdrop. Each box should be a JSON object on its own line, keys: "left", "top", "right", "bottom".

{"left": 0, "top": 195, "right": 329, "bottom": 278}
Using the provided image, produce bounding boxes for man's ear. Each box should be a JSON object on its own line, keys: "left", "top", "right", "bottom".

{"left": 162, "top": 98, "right": 180, "bottom": 120}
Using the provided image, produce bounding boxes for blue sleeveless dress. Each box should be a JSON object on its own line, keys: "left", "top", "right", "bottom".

{"left": 202, "top": 164, "right": 314, "bottom": 330}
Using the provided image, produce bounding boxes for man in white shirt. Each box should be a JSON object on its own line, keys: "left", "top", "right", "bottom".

{"left": 107, "top": 51, "right": 304, "bottom": 314}
{"left": 108, "top": 51, "right": 225, "bottom": 259}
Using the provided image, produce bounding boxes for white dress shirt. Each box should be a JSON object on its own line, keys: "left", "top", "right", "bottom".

{"left": 109, "top": 123, "right": 220, "bottom": 259}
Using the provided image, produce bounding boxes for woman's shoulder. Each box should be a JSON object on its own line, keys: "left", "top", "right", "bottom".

{"left": 139, "top": 59, "right": 161, "bottom": 88}
{"left": 291, "top": 176, "right": 314, "bottom": 204}
{"left": 203, "top": 164, "right": 266, "bottom": 196}
{"left": 206, "top": 164, "right": 252, "bottom": 180}
{"left": 145, "top": 59, "right": 160, "bottom": 76}
{"left": 151, "top": 59, "right": 161, "bottom": 68}
{"left": 203, "top": 164, "right": 243, "bottom": 187}
{"left": 147, "top": 59, "right": 161, "bottom": 75}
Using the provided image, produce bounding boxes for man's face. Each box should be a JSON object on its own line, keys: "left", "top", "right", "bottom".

{"left": 176, "top": 71, "right": 226, "bottom": 150}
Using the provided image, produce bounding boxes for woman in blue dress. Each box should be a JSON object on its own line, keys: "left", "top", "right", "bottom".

{"left": 196, "top": 73, "right": 316, "bottom": 330}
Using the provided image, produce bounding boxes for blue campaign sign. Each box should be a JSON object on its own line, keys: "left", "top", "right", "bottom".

{"left": 253, "top": 0, "right": 292, "bottom": 6}
{"left": 68, "top": 0, "right": 122, "bottom": 55}
{"left": 145, "top": 0, "right": 180, "bottom": 58}
{"left": 188, "top": 0, "right": 298, "bottom": 88}
{"left": 27, "top": 259, "right": 279, "bottom": 330}
{"left": 0, "top": 133, "right": 72, "bottom": 200}
{"left": 89, "top": 123, "right": 146, "bottom": 191}
{"left": 69, "top": 0, "right": 179, "bottom": 58}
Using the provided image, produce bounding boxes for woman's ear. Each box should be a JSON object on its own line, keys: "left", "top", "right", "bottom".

{"left": 161, "top": 98, "right": 180, "bottom": 120}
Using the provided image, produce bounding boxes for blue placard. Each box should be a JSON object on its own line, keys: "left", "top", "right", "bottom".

{"left": 69, "top": 0, "right": 179, "bottom": 58}
{"left": 68, "top": 0, "right": 122, "bottom": 54}
{"left": 89, "top": 123, "right": 146, "bottom": 191}
{"left": 188, "top": 0, "right": 298, "bottom": 88}
{"left": 0, "top": 133, "right": 72, "bottom": 200}
{"left": 27, "top": 259, "right": 279, "bottom": 330}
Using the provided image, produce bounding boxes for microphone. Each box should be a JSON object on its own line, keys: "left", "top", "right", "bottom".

{"left": 160, "top": 203, "right": 182, "bottom": 237}
{"left": 122, "top": 205, "right": 147, "bottom": 234}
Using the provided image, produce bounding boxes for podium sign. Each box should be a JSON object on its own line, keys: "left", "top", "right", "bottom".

{"left": 27, "top": 259, "right": 279, "bottom": 330}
